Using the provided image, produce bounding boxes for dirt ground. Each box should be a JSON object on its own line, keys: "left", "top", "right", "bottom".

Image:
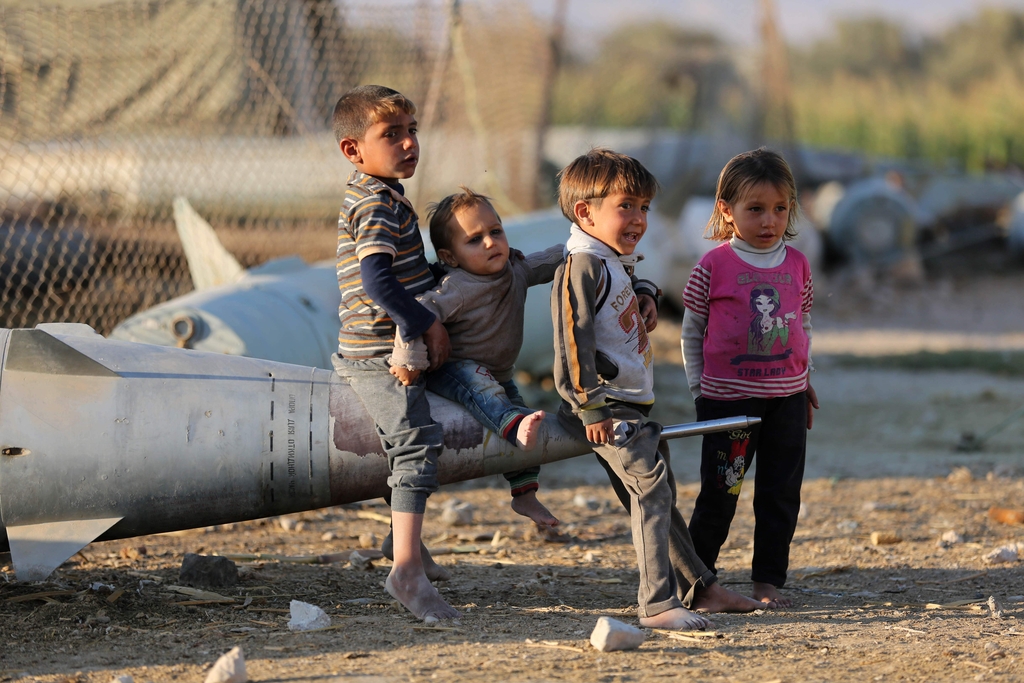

{"left": 2, "top": 272, "right": 1024, "bottom": 683}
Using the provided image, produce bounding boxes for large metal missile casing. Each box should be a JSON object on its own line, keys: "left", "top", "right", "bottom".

{"left": 0, "top": 323, "right": 758, "bottom": 581}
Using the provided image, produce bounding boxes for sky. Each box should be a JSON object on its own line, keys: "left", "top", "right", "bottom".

{"left": 528, "top": 0, "right": 1024, "bottom": 47}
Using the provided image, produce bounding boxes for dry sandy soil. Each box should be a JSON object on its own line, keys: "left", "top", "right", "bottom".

{"left": 2, "top": 272, "right": 1024, "bottom": 683}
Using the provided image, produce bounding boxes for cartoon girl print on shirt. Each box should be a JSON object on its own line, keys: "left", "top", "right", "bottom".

{"left": 730, "top": 284, "right": 798, "bottom": 365}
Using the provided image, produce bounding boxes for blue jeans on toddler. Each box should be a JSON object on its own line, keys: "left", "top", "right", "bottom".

{"left": 426, "top": 359, "right": 540, "bottom": 496}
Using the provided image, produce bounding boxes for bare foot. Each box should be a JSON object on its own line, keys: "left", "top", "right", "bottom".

{"left": 510, "top": 490, "right": 560, "bottom": 528}
{"left": 385, "top": 565, "right": 461, "bottom": 623}
{"left": 381, "top": 532, "right": 452, "bottom": 582}
{"left": 639, "top": 606, "right": 711, "bottom": 631}
{"left": 514, "top": 411, "right": 545, "bottom": 450}
{"left": 691, "top": 581, "right": 767, "bottom": 613}
{"left": 753, "top": 581, "right": 791, "bottom": 608}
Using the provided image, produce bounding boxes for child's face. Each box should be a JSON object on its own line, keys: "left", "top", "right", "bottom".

{"left": 437, "top": 203, "right": 510, "bottom": 276}
{"left": 574, "top": 192, "right": 650, "bottom": 255}
{"left": 339, "top": 112, "right": 419, "bottom": 181}
{"left": 718, "top": 181, "right": 791, "bottom": 249}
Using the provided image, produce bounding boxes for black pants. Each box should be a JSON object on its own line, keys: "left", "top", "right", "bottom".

{"left": 688, "top": 392, "right": 807, "bottom": 587}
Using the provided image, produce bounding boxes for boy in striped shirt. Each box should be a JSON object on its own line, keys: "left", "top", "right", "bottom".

{"left": 332, "top": 85, "right": 458, "bottom": 623}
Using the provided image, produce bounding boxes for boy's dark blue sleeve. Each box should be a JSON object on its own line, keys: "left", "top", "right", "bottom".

{"left": 360, "top": 253, "right": 436, "bottom": 342}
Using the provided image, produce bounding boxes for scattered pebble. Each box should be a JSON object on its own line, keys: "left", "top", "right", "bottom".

{"left": 987, "top": 596, "right": 1003, "bottom": 618}
{"left": 110, "top": 675, "right": 134, "bottom": 683}
{"left": 946, "top": 467, "right": 973, "bottom": 484}
{"left": 349, "top": 550, "right": 375, "bottom": 571}
{"left": 204, "top": 646, "right": 247, "bottom": 683}
{"left": 870, "top": 532, "right": 902, "bottom": 546}
{"left": 985, "top": 642, "right": 1006, "bottom": 660}
{"left": 358, "top": 532, "right": 378, "bottom": 549}
{"left": 288, "top": 600, "right": 331, "bottom": 631}
{"left": 440, "top": 500, "right": 475, "bottom": 526}
{"left": 939, "top": 530, "right": 965, "bottom": 546}
{"left": 590, "top": 616, "right": 645, "bottom": 652}
{"left": 836, "top": 520, "right": 859, "bottom": 533}
{"left": 179, "top": 553, "right": 238, "bottom": 589}
{"left": 321, "top": 531, "right": 338, "bottom": 542}
{"left": 573, "top": 493, "right": 600, "bottom": 510}
{"left": 983, "top": 545, "right": 1019, "bottom": 564}
{"left": 988, "top": 506, "right": 1024, "bottom": 526}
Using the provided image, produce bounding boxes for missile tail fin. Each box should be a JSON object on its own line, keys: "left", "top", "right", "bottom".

{"left": 7, "top": 517, "right": 123, "bottom": 581}
{"left": 173, "top": 196, "right": 244, "bottom": 290}
{"left": 4, "top": 329, "right": 120, "bottom": 377}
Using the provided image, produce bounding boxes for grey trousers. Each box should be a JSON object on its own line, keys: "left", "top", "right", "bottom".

{"left": 333, "top": 355, "right": 444, "bottom": 514}
{"left": 558, "top": 401, "right": 716, "bottom": 617}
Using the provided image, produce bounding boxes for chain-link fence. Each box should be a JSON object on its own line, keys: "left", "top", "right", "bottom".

{"left": 0, "top": 0, "right": 552, "bottom": 333}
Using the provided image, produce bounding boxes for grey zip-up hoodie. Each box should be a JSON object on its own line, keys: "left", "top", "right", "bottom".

{"left": 552, "top": 226, "right": 659, "bottom": 425}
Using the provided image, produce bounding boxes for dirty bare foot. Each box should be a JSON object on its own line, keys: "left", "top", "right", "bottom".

{"left": 753, "top": 581, "right": 791, "bottom": 607}
{"left": 381, "top": 532, "right": 452, "bottom": 582}
{"left": 514, "top": 410, "right": 545, "bottom": 450}
{"left": 639, "top": 606, "right": 711, "bottom": 631}
{"left": 385, "top": 565, "right": 461, "bottom": 623}
{"left": 691, "top": 581, "right": 766, "bottom": 612}
{"left": 510, "top": 489, "right": 559, "bottom": 528}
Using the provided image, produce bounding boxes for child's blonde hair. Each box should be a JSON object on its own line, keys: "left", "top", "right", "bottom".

{"left": 706, "top": 147, "right": 800, "bottom": 241}
{"left": 426, "top": 186, "right": 499, "bottom": 252}
{"left": 332, "top": 85, "right": 416, "bottom": 142}
{"left": 557, "top": 148, "right": 659, "bottom": 223}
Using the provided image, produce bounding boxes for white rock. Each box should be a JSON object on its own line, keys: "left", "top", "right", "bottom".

{"left": 590, "top": 616, "right": 645, "bottom": 652}
{"left": 204, "top": 646, "right": 247, "bottom": 683}
{"left": 940, "top": 530, "right": 964, "bottom": 545}
{"left": 288, "top": 600, "right": 331, "bottom": 631}
{"left": 947, "top": 466, "right": 973, "bottom": 484}
{"left": 440, "top": 500, "right": 475, "bottom": 526}
{"left": 320, "top": 531, "right": 337, "bottom": 542}
{"left": 984, "top": 545, "right": 1019, "bottom": 564}
{"left": 111, "top": 676, "right": 134, "bottom": 683}
{"left": 277, "top": 516, "right": 297, "bottom": 531}
{"left": 573, "top": 493, "right": 600, "bottom": 510}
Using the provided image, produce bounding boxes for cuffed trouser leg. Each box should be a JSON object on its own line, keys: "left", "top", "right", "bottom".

{"left": 334, "top": 355, "right": 443, "bottom": 514}
{"left": 599, "top": 439, "right": 717, "bottom": 608}
{"left": 559, "top": 403, "right": 681, "bottom": 618}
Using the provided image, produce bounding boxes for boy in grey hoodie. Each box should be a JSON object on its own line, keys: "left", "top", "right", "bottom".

{"left": 552, "top": 149, "right": 767, "bottom": 629}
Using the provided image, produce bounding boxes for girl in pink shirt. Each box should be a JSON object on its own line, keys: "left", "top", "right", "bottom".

{"left": 681, "top": 148, "right": 820, "bottom": 608}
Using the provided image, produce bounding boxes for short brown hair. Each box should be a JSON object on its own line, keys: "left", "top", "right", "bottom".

{"left": 557, "top": 148, "right": 659, "bottom": 223}
{"left": 332, "top": 85, "right": 416, "bottom": 142}
{"left": 706, "top": 147, "right": 800, "bottom": 241}
{"left": 427, "top": 186, "right": 500, "bottom": 252}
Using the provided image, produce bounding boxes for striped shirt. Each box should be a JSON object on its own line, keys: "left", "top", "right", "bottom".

{"left": 336, "top": 171, "right": 435, "bottom": 358}
{"left": 682, "top": 243, "right": 813, "bottom": 400}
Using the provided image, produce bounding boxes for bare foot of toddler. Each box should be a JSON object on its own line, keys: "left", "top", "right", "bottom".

{"left": 510, "top": 489, "right": 559, "bottom": 528}
{"left": 515, "top": 410, "right": 545, "bottom": 450}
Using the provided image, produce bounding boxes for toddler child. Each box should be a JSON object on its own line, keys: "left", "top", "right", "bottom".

{"left": 389, "top": 187, "right": 562, "bottom": 528}
{"left": 553, "top": 149, "right": 765, "bottom": 630}
{"left": 332, "top": 84, "right": 458, "bottom": 622}
{"left": 682, "top": 147, "right": 820, "bottom": 608}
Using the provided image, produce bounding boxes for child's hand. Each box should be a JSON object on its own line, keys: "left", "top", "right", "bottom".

{"left": 390, "top": 365, "right": 421, "bottom": 386}
{"left": 638, "top": 294, "right": 658, "bottom": 332}
{"left": 421, "top": 319, "right": 451, "bottom": 371}
{"left": 806, "top": 383, "right": 820, "bottom": 430}
{"left": 586, "top": 417, "right": 615, "bottom": 445}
